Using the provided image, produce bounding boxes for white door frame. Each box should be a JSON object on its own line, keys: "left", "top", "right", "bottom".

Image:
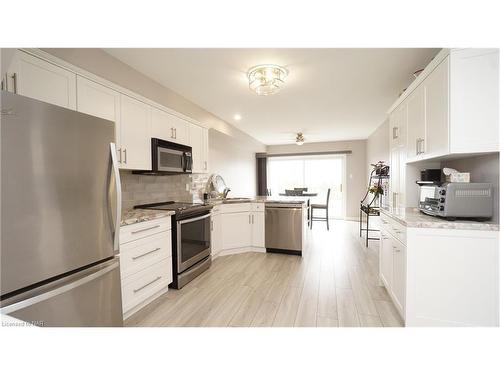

{"left": 328, "top": 154, "right": 347, "bottom": 220}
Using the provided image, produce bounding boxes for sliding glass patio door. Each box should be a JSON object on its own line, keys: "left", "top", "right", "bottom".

{"left": 267, "top": 154, "right": 346, "bottom": 219}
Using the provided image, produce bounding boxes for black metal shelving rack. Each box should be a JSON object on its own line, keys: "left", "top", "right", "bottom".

{"left": 359, "top": 163, "right": 389, "bottom": 247}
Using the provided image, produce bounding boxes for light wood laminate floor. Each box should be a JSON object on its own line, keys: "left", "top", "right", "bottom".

{"left": 125, "top": 220, "right": 404, "bottom": 327}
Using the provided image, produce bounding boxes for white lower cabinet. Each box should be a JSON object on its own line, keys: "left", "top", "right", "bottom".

{"left": 379, "top": 233, "right": 393, "bottom": 289}
{"left": 119, "top": 217, "right": 173, "bottom": 319}
{"left": 391, "top": 239, "right": 406, "bottom": 313}
{"left": 379, "top": 213, "right": 407, "bottom": 321}
{"left": 214, "top": 203, "right": 265, "bottom": 256}
{"left": 381, "top": 211, "right": 500, "bottom": 327}
{"left": 210, "top": 207, "right": 222, "bottom": 257}
{"left": 221, "top": 211, "right": 252, "bottom": 250}
{"left": 251, "top": 211, "right": 265, "bottom": 248}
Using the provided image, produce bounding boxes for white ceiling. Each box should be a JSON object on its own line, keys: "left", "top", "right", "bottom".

{"left": 105, "top": 48, "right": 439, "bottom": 145}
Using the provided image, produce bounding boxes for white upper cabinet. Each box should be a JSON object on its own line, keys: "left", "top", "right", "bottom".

{"left": 76, "top": 76, "right": 121, "bottom": 146}
{"left": 406, "top": 84, "right": 426, "bottom": 159}
{"left": 424, "top": 56, "right": 449, "bottom": 157}
{"left": 76, "top": 76, "right": 120, "bottom": 122}
{"left": 172, "top": 117, "right": 189, "bottom": 146}
{"left": 450, "top": 49, "right": 499, "bottom": 153}
{"left": 389, "top": 101, "right": 407, "bottom": 148}
{"left": 390, "top": 48, "right": 499, "bottom": 163}
{"left": 6, "top": 50, "right": 76, "bottom": 109}
{"left": 151, "top": 108, "right": 189, "bottom": 146}
{"left": 120, "top": 95, "right": 152, "bottom": 170}
{"left": 151, "top": 107, "right": 176, "bottom": 141}
{"left": 189, "top": 123, "right": 209, "bottom": 173}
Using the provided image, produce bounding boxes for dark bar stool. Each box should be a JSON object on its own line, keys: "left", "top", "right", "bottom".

{"left": 310, "top": 188, "right": 331, "bottom": 230}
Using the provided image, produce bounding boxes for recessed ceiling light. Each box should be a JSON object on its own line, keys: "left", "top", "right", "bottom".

{"left": 233, "top": 114, "right": 242, "bottom": 121}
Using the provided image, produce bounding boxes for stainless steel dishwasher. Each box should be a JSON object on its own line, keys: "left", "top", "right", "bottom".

{"left": 265, "top": 203, "right": 303, "bottom": 255}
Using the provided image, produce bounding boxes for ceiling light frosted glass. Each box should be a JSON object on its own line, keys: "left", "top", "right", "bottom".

{"left": 247, "top": 64, "right": 288, "bottom": 96}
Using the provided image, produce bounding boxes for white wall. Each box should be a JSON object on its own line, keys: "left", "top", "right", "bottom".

{"left": 266, "top": 140, "right": 366, "bottom": 219}
{"left": 209, "top": 129, "right": 263, "bottom": 197}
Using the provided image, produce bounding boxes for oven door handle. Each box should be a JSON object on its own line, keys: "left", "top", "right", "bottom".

{"left": 178, "top": 212, "right": 211, "bottom": 225}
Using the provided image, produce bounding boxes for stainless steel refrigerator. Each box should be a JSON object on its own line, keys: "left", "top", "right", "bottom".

{"left": 0, "top": 91, "right": 123, "bottom": 326}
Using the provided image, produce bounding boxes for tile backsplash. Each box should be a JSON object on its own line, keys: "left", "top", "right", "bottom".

{"left": 120, "top": 171, "right": 210, "bottom": 211}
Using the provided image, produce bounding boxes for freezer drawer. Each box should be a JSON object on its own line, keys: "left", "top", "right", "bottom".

{"left": 265, "top": 206, "right": 303, "bottom": 252}
{"left": 0, "top": 258, "right": 123, "bottom": 327}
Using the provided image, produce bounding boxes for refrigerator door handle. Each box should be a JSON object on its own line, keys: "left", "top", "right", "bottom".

{"left": 0, "top": 259, "right": 120, "bottom": 315}
{"left": 110, "top": 143, "right": 122, "bottom": 252}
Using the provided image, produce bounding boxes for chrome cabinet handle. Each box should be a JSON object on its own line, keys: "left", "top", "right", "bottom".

{"left": 392, "top": 127, "right": 399, "bottom": 139}
{"left": 123, "top": 148, "right": 127, "bottom": 164}
{"left": 211, "top": 220, "right": 213, "bottom": 231}
{"left": 248, "top": 214, "right": 251, "bottom": 224}
{"left": 132, "top": 247, "right": 161, "bottom": 260}
{"left": 251, "top": 214, "right": 254, "bottom": 224}
{"left": 117, "top": 148, "right": 122, "bottom": 163}
{"left": 204, "top": 161, "right": 207, "bottom": 170}
{"left": 131, "top": 224, "right": 161, "bottom": 234}
{"left": 133, "top": 276, "right": 162, "bottom": 293}
{"left": 174, "top": 128, "right": 177, "bottom": 139}
{"left": 2, "top": 73, "right": 7, "bottom": 91}
{"left": 12, "top": 73, "right": 17, "bottom": 94}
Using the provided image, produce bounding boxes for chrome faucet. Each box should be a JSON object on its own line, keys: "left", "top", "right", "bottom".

{"left": 222, "top": 188, "right": 231, "bottom": 198}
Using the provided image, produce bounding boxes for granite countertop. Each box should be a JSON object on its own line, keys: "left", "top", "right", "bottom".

{"left": 209, "top": 196, "right": 309, "bottom": 205}
{"left": 380, "top": 207, "right": 499, "bottom": 231}
{"left": 120, "top": 208, "right": 175, "bottom": 227}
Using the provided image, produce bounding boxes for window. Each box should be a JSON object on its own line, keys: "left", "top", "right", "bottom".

{"left": 267, "top": 154, "right": 346, "bottom": 218}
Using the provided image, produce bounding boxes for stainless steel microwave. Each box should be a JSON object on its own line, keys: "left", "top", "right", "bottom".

{"left": 136, "top": 138, "right": 192, "bottom": 175}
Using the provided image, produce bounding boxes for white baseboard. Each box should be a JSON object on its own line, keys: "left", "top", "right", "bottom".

{"left": 344, "top": 216, "right": 359, "bottom": 221}
{"left": 217, "top": 246, "right": 266, "bottom": 257}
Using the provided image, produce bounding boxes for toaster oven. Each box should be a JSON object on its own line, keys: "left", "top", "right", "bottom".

{"left": 419, "top": 182, "right": 493, "bottom": 219}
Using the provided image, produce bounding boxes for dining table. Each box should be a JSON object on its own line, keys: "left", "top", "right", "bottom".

{"left": 279, "top": 192, "right": 318, "bottom": 197}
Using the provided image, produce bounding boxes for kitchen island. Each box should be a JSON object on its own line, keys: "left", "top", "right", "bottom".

{"left": 209, "top": 197, "right": 308, "bottom": 258}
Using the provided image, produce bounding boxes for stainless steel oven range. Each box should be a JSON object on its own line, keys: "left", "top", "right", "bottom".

{"left": 135, "top": 201, "right": 212, "bottom": 289}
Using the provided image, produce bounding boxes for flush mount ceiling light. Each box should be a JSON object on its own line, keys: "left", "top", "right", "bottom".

{"left": 295, "top": 132, "right": 305, "bottom": 146}
{"left": 247, "top": 64, "right": 288, "bottom": 96}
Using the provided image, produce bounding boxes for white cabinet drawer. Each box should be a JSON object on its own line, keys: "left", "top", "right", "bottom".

{"left": 220, "top": 203, "right": 252, "bottom": 214}
{"left": 252, "top": 203, "right": 264, "bottom": 212}
{"left": 120, "top": 231, "right": 172, "bottom": 278}
{"left": 121, "top": 259, "right": 172, "bottom": 313}
{"left": 120, "top": 217, "right": 171, "bottom": 244}
{"left": 380, "top": 213, "right": 406, "bottom": 245}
